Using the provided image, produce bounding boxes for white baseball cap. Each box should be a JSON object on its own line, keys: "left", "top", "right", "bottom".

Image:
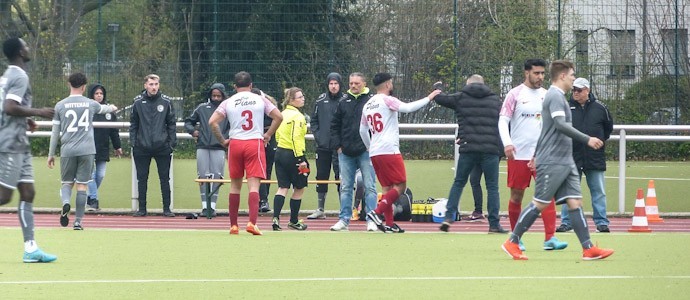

{"left": 573, "top": 78, "right": 590, "bottom": 89}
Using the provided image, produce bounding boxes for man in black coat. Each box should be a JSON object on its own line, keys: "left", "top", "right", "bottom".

{"left": 557, "top": 78, "right": 613, "bottom": 233}
{"left": 328, "top": 72, "right": 378, "bottom": 232}
{"left": 129, "top": 74, "right": 177, "bottom": 217}
{"left": 435, "top": 75, "right": 506, "bottom": 233}
{"left": 307, "top": 72, "right": 344, "bottom": 219}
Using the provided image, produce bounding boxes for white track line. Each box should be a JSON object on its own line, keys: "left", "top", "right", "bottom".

{"left": 1, "top": 275, "right": 690, "bottom": 285}
{"left": 619, "top": 176, "right": 690, "bottom": 181}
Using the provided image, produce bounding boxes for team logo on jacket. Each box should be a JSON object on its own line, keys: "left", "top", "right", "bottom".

{"left": 157, "top": 104, "right": 164, "bottom": 112}
{"left": 105, "top": 113, "right": 112, "bottom": 120}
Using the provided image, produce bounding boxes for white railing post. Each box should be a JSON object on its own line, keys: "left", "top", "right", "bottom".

{"left": 169, "top": 154, "right": 174, "bottom": 210}
{"left": 618, "top": 129, "right": 626, "bottom": 214}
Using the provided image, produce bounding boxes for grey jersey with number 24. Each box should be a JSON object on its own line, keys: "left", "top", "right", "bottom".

{"left": 49, "top": 95, "right": 114, "bottom": 157}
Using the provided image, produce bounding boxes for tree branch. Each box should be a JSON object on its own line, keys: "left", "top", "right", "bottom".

{"left": 5, "top": 0, "right": 113, "bottom": 37}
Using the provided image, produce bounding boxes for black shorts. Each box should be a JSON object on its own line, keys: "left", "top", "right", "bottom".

{"left": 274, "top": 148, "right": 309, "bottom": 189}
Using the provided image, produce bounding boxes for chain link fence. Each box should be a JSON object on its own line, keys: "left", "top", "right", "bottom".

{"left": 2, "top": 0, "right": 688, "bottom": 158}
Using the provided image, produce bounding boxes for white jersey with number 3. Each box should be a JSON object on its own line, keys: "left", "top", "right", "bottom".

{"left": 360, "top": 94, "right": 429, "bottom": 157}
{"left": 215, "top": 91, "right": 276, "bottom": 140}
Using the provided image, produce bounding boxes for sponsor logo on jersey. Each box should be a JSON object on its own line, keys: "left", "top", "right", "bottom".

{"left": 520, "top": 113, "right": 541, "bottom": 119}
{"left": 105, "top": 113, "right": 112, "bottom": 120}
{"left": 365, "top": 101, "right": 379, "bottom": 110}
{"left": 234, "top": 96, "right": 256, "bottom": 106}
{"left": 157, "top": 104, "right": 164, "bottom": 112}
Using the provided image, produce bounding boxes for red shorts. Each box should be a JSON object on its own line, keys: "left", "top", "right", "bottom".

{"left": 371, "top": 154, "right": 406, "bottom": 187}
{"left": 507, "top": 159, "right": 536, "bottom": 190}
{"left": 228, "top": 139, "right": 267, "bottom": 179}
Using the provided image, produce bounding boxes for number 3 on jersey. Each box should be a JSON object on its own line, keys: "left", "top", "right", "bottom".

{"left": 65, "top": 109, "right": 90, "bottom": 132}
{"left": 241, "top": 110, "right": 254, "bottom": 130}
{"left": 366, "top": 113, "right": 383, "bottom": 134}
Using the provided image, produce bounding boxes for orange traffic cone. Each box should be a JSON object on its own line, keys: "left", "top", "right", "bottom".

{"left": 629, "top": 188, "right": 652, "bottom": 233}
{"left": 645, "top": 180, "right": 664, "bottom": 223}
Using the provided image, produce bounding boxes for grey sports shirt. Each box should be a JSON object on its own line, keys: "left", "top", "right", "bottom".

{"left": 535, "top": 86, "right": 589, "bottom": 165}
{"left": 0, "top": 66, "right": 32, "bottom": 153}
{"left": 49, "top": 95, "right": 114, "bottom": 157}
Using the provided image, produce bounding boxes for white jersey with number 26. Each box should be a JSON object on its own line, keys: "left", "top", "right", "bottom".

{"left": 215, "top": 91, "right": 277, "bottom": 140}
{"left": 360, "top": 94, "right": 430, "bottom": 157}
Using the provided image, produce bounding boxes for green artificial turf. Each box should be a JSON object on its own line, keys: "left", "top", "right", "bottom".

{"left": 0, "top": 228, "right": 688, "bottom": 299}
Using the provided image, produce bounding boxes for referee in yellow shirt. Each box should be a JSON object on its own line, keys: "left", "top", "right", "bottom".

{"left": 272, "top": 87, "right": 310, "bottom": 231}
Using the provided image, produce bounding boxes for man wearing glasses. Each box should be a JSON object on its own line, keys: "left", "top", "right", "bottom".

{"left": 557, "top": 78, "right": 613, "bottom": 233}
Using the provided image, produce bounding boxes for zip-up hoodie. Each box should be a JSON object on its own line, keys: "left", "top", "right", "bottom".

{"left": 311, "top": 72, "right": 346, "bottom": 151}
{"left": 129, "top": 90, "right": 177, "bottom": 155}
{"left": 184, "top": 83, "right": 229, "bottom": 150}
{"left": 88, "top": 84, "right": 122, "bottom": 161}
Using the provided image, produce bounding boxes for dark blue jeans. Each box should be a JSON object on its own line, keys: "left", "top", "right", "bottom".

{"left": 445, "top": 152, "right": 500, "bottom": 228}
{"left": 469, "top": 165, "right": 483, "bottom": 213}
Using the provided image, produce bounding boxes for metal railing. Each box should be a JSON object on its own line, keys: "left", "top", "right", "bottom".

{"left": 30, "top": 122, "right": 690, "bottom": 213}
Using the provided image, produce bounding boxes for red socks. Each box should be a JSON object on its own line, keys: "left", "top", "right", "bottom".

{"left": 508, "top": 198, "right": 557, "bottom": 241}
{"left": 508, "top": 201, "right": 521, "bottom": 231}
{"left": 375, "top": 189, "right": 399, "bottom": 226}
{"left": 228, "top": 193, "right": 240, "bottom": 226}
{"left": 228, "top": 192, "right": 260, "bottom": 226}
{"left": 248, "top": 192, "right": 259, "bottom": 224}
{"left": 542, "top": 200, "right": 557, "bottom": 241}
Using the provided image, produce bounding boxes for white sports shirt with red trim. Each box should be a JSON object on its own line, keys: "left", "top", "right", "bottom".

{"left": 359, "top": 94, "right": 429, "bottom": 157}
{"left": 499, "top": 84, "right": 546, "bottom": 160}
{"left": 214, "top": 91, "right": 277, "bottom": 140}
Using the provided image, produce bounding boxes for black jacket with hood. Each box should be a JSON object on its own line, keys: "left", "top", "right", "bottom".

{"left": 129, "top": 90, "right": 177, "bottom": 155}
{"left": 184, "top": 83, "right": 229, "bottom": 150}
{"left": 311, "top": 72, "right": 346, "bottom": 151}
{"left": 88, "top": 84, "right": 122, "bottom": 162}
{"left": 330, "top": 85, "right": 374, "bottom": 157}
{"left": 570, "top": 93, "right": 613, "bottom": 171}
{"left": 435, "top": 83, "right": 503, "bottom": 156}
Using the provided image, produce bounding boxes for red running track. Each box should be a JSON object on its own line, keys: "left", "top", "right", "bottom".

{"left": 1, "top": 213, "right": 688, "bottom": 233}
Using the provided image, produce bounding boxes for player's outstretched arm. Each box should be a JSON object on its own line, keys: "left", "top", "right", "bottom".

{"left": 4, "top": 100, "right": 54, "bottom": 119}
{"left": 552, "top": 115, "right": 590, "bottom": 144}
{"left": 97, "top": 104, "right": 117, "bottom": 114}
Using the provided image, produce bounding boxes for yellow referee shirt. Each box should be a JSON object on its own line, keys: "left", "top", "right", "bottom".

{"left": 276, "top": 105, "right": 307, "bottom": 157}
